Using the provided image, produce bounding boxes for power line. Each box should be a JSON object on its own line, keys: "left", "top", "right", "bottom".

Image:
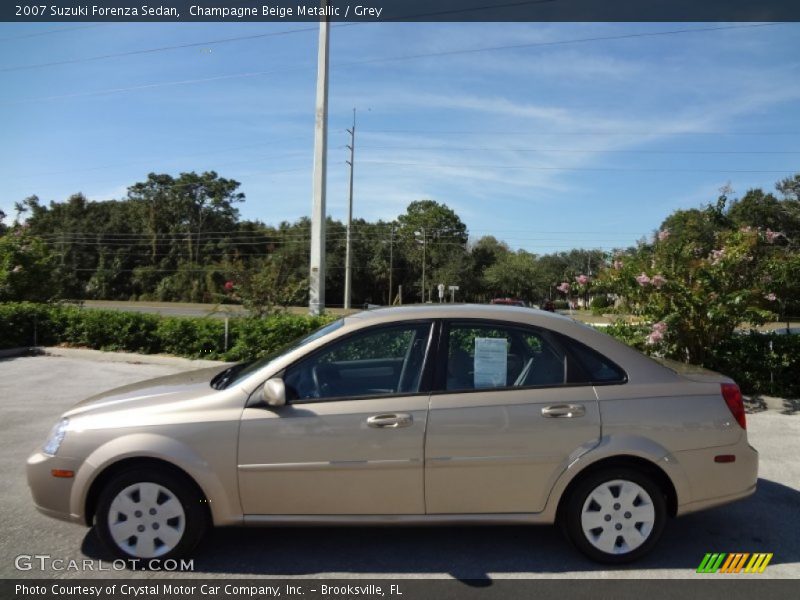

{"left": 33, "top": 229, "right": 647, "bottom": 240}
{"left": 0, "top": 1, "right": 557, "bottom": 68}
{"left": 0, "top": 24, "right": 107, "bottom": 42}
{"left": 361, "top": 129, "right": 800, "bottom": 136}
{"left": 360, "top": 145, "right": 800, "bottom": 154}
{"left": 9, "top": 139, "right": 793, "bottom": 184}
{"left": 0, "top": 67, "right": 302, "bottom": 104}
{"left": 337, "top": 22, "right": 787, "bottom": 69}
{"left": 0, "top": 26, "right": 320, "bottom": 73}
{"left": 7, "top": 147, "right": 310, "bottom": 181}
{"left": 360, "top": 160, "right": 796, "bottom": 174}
{"left": 4, "top": 22, "right": 789, "bottom": 104}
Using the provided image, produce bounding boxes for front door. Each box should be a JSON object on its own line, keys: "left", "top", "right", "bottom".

{"left": 238, "top": 321, "right": 433, "bottom": 515}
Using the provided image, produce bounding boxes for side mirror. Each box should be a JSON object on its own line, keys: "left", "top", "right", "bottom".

{"left": 262, "top": 378, "right": 286, "bottom": 407}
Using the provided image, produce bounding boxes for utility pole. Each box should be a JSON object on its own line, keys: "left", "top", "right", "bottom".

{"left": 420, "top": 227, "right": 426, "bottom": 303}
{"left": 308, "top": 2, "right": 330, "bottom": 316}
{"left": 388, "top": 225, "right": 394, "bottom": 304}
{"left": 343, "top": 108, "right": 356, "bottom": 310}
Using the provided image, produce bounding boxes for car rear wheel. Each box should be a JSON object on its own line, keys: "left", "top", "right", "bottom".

{"left": 95, "top": 467, "right": 207, "bottom": 561}
{"left": 562, "top": 468, "right": 666, "bottom": 563}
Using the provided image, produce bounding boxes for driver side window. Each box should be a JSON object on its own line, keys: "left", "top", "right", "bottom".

{"left": 284, "top": 322, "right": 432, "bottom": 402}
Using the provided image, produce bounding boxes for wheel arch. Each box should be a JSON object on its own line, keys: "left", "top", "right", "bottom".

{"left": 555, "top": 454, "right": 679, "bottom": 522}
{"left": 84, "top": 456, "right": 210, "bottom": 527}
{"left": 72, "top": 432, "right": 242, "bottom": 527}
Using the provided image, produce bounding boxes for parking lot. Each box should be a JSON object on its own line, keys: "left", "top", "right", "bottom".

{"left": 1, "top": 354, "right": 798, "bottom": 580}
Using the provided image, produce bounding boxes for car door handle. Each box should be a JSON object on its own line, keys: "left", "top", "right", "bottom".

{"left": 367, "top": 413, "right": 413, "bottom": 428}
{"left": 541, "top": 404, "right": 586, "bottom": 418}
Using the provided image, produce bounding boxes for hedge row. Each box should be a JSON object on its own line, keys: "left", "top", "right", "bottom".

{"left": 706, "top": 333, "right": 800, "bottom": 399}
{"left": 0, "top": 302, "right": 333, "bottom": 362}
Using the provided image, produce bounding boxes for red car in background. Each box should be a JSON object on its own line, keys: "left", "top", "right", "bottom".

{"left": 489, "top": 298, "right": 526, "bottom": 307}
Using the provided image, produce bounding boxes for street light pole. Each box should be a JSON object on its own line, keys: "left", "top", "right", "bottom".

{"left": 308, "top": 2, "right": 330, "bottom": 316}
{"left": 343, "top": 108, "right": 356, "bottom": 310}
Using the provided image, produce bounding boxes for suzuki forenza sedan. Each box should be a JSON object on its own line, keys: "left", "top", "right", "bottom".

{"left": 27, "top": 305, "right": 758, "bottom": 563}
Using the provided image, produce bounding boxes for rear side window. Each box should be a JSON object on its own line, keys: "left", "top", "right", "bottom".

{"left": 445, "top": 322, "right": 566, "bottom": 391}
{"left": 562, "top": 337, "right": 627, "bottom": 384}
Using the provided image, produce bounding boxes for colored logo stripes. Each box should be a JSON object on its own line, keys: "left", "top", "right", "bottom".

{"left": 696, "top": 553, "right": 773, "bottom": 573}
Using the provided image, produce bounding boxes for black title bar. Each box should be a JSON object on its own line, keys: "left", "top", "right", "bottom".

{"left": 4, "top": 579, "right": 800, "bottom": 600}
{"left": 3, "top": 0, "right": 800, "bottom": 23}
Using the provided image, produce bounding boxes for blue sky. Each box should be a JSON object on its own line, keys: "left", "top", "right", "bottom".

{"left": 1, "top": 21, "right": 798, "bottom": 253}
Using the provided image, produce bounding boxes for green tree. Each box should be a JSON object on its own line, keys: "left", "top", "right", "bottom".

{"left": 728, "top": 188, "right": 800, "bottom": 238}
{"left": 395, "top": 200, "right": 469, "bottom": 302}
{"left": 127, "top": 171, "right": 244, "bottom": 266}
{"left": 484, "top": 250, "right": 545, "bottom": 301}
{"left": 0, "top": 226, "right": 57, "bottom": 302}
{"left": 224, "top": 255, "right": 307, "bottom": 316}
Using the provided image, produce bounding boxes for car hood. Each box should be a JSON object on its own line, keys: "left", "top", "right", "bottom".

{"left": 63, "top": 365, "right": 229, "bottom": 418}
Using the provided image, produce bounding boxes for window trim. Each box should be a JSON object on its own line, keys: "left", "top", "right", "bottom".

{"left": 283, "top": 319, "right": 438, "bottom": 405}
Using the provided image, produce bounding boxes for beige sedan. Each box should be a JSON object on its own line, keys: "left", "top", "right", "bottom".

{"left": 27, "top": 305, "right": 758, "bottom": 564}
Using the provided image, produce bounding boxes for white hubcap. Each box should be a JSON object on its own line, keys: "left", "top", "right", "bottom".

{"left": 108, "top": 482, "right": 186, "bottom": 558}
{"left": 581, "top": 479, "right": 656, "bottom": 555}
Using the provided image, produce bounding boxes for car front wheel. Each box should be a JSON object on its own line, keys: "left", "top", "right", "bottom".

{"left": 563, "top": 468, "right": 666, "bottom": 563}
{"left": 95, "top": 467, "right": 207, "bottom": 561}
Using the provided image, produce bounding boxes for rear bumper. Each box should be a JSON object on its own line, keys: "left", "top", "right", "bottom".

{"left": 675, "top": 440, "right": 759, "bottom": 516}
{"left": 677, "top": 482, "right": 757, "bottom": 515}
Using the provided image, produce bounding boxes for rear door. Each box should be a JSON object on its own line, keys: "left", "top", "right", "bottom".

{"left": 424, "top": 320, "right": 601, "bottom": 514}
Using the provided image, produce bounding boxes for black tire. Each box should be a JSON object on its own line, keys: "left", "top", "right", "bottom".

{"left": 561, "top": 467, "right": 667, "bottom": 564}
{"left": 95, "top": 467, "right": 208, "bottom": 562}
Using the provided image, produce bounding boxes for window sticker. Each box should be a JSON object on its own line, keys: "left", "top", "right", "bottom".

{"left": 474, "top": 337, "right": 508, "bottom": 388}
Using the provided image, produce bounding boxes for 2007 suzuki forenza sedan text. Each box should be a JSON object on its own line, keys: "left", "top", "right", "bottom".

{"left": 27, "top": 305, "right": 758, "bottom": 563}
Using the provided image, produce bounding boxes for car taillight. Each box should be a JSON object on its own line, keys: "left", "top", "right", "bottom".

{"left": 721, "top": 383, "right": 746, "bottom": 430}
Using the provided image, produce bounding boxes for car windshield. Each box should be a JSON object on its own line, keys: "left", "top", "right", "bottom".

{"left": 210, "top": 319, "right": 344, "bottom": 389}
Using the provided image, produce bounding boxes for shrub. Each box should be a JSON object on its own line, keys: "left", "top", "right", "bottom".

{"left": 602, "top": 321, "right": 800, "bottom": 398}
{"left": 552, "top": 299, "right": 569, "bottom": 310}
{"left": 0, "top": 302, "right": 335, "bottom": 362}
{"left": 590, "top": 294, "right": 613, "bottom": 315}
{"left": 706, "top": 332, "right": 800, "bottom": 398}
{"left": 155, "top": 316, "right": 225, "bottom": 358}
{"left": 602, "top": 320, "right": 649, "bottom": 351}
{"left": 226, "top": 314, "right": 332, "bottom": 361}
{"left": 0, "top": 302, "right": 59, "bottom": 347}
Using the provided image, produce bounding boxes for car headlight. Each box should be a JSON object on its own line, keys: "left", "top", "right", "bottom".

{"left": 43, "top": 418, "right": 69, "bottom": 456}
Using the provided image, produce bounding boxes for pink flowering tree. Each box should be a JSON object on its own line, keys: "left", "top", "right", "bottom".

{"left": 574, "top": 274, "right": 591, "bottom": 308}
{"left": 599, "top": 224, "right": 777, "bottom": 363}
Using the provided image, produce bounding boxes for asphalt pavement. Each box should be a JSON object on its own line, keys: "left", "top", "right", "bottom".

{"left": 1, "top": 354, "right": 798, "bottom": 580}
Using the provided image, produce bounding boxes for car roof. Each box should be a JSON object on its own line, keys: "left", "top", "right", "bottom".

{"left": 346, "top": 303, "right": 575, "bottom": 325}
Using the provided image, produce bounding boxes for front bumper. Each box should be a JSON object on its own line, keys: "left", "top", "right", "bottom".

{"left": 26, "top": 452, "right": 84, "bottom": 525}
